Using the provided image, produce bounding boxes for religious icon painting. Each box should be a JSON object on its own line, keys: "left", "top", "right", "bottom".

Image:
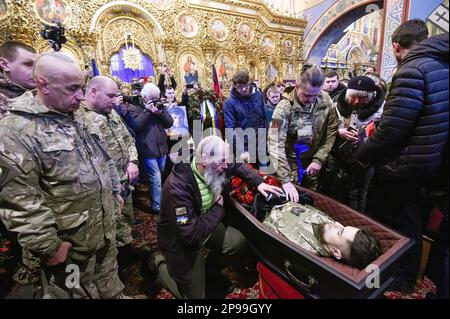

{"left": 34, "top": 0, "right": 67, "bottom": 25}
{"left": 282, "top": 39, "right": 294, "bottom": 56}
{"left": 150, "top": 0, "right": 174, "bottom": 10}
{"left": 261, "top": 36, "right": 275, "bottom": 55}
{"left": 179, "top": 52, "right": 201, "bottom": 86}
{"left": 215, "top": 53, "right": 236, "bottom": 89}
{"left": 0, "top": 0, "right": 7, "bottom": 20}
{"left": 237, "top": 23, "right": 253, "bottom": 43}
{"left": 177, "top": 14, "right": 199, "bottom": 38}
{"left": 210, "top": 19, "right": 228, "bottom": 41}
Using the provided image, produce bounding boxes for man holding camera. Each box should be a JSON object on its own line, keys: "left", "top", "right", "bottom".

{"left": 76, "top": 76, "right": 140, "bottom": 280}
{"left": 130, "top": 83, "right": 174, "bottom": 215}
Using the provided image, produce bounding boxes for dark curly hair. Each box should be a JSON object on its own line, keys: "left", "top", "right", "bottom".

{"left": 348, "top": 229, "right": 383, "bottom": 269}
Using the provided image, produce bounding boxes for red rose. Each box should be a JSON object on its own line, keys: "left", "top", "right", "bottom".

{"left": 231, "top": 177, "right": 243, "bottom": 188}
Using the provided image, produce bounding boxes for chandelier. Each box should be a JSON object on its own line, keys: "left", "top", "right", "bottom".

{"left": 122, "top": 34, "right": 143, "bottom": 71}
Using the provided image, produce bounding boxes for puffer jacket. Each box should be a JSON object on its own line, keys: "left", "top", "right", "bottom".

{"left": 356, "top": 33, "right": 449, "bottom": 180}
{"left": 224, "top": 85, "right": 266, "bottom": 155}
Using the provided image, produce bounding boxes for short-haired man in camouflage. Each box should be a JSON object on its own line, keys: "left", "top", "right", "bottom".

{"left": 268, "top": 64, "right": 338, "bottom": 200}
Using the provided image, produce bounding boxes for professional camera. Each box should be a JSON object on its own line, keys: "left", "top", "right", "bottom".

{"left": 122, "top": 95, "right": 140, "bottom": 105}
{"left": 40, "top": 21, "right": 67, "bottom": 52}
{"left": 154, "top": 98, "right": 167, "bottom": 110}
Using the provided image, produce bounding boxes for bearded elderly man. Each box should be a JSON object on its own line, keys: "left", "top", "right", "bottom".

{"left": 155, "top": 135, "right": 283, "bottom": 299}
{"left": 0, "top": 52, "right": 128, "bottom": 299}
{"left": 76, "top": 76, "right": 140, "bottom": 280}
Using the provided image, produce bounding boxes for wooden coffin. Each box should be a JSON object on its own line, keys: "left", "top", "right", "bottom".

{"left": 228, "top": 186, "right": 414, "bottom": 299}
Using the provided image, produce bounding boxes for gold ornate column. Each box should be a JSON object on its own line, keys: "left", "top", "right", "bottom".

{"left": 162, "top": 38, "right": 177, "bottom": 71}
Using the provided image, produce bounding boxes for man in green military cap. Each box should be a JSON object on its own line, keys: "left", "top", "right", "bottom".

{"left": 0, "top": 52, "right": 128, "bottom": 298}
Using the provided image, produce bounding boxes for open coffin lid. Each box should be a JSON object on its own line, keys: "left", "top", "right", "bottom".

{"left": 229, "top": 185, "right": 414, "bottom": 298}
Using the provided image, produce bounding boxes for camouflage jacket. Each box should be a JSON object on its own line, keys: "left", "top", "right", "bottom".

{"left": 0, "top": 91, "right": 121, "bottom": 263}
{"left": 263, "top": 202, "right": 333, "bottom": 257}
{"left": 0, "top": 74, "right": 26, "bottom": 119}
{"left": 268, "top": 90, "right": 338, "bottom": 183}
{"left": 76, "top": 103, "right": 138, "bottom": 181}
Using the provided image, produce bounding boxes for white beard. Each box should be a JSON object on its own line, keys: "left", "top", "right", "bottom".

{"left": 203, "top": 166, "right": 226, "bottom": 198}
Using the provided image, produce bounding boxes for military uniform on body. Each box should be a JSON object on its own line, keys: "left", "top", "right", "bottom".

{"left": 76, "top": 76, "right": 139, "bottom": 248}
{"left": 0, "top": 53, "right": 126, "bottom": 298}
{"left": 269, "top": 64, "right": 338, "bottom": 199}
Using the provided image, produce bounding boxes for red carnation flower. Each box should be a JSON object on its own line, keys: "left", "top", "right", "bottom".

{"left": 231, "top": 177, "right": 243, "bottom": 188}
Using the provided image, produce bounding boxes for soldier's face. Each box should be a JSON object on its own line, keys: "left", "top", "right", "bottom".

{"left": 320, "top": 222, "right": 359, "bottom": 259}
{"left": 347, "top": 95, "right": 370, "bottom": 108}
{"left": 172, "top": 114, "right": 183, "bottom": 127}
{"left": 0, "top": 48, "right": 37, "bottom": 89}
{"left": 323, "top": 76, "right": 339, "bottom": 92}
{"left": 45, "top": 66, "right": 85, "bottom": 113}
{"left": 267, "top": 92, "right": 280, "bottom": 105}
{"left": 165, "top": 89, "right": 175, "bottom": 102}
{"left": 296, "top": 83, "right": 322, "bottom": 106}
{"left": 93, "top": 82, "right": 118, "bottom": 113}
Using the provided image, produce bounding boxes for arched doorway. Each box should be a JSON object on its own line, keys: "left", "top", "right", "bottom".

{"left": 110, "top": 45, "right": 155, "bottom": 84}
{"left": 89, "top": 1, "right": 163, "bottom": 78}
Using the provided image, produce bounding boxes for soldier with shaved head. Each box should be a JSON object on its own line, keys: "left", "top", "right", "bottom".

{"left": 0, "top": 52, "right": 130, "bottom": 298}
{"left": 76, "top": 76, "right": 140, "bottom": 280}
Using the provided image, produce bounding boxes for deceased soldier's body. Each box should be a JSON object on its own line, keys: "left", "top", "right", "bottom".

{"left": 263, "top": 202, "right": 382, "bottom": 269}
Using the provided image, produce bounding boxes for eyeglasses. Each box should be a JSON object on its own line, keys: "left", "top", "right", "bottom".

{"left": 235, "top": 83, "right": 250, "bottom": 90}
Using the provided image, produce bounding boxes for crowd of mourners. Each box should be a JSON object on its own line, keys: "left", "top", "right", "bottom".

{"left": 0, "top": 19, "right": 448, "bottom": 299}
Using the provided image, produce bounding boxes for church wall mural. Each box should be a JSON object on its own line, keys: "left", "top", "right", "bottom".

{"left": 0, "top": 0, "right": 307, "bottom": 95}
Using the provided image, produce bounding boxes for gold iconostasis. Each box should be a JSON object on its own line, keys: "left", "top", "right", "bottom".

{"left": 0, "top": 0, "right": 307, "bottom": 93}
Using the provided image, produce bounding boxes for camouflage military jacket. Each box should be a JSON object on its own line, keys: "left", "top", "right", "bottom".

{"left": 0, "top": 74, "right": 26, "bottom": 119}
{"left": 263, "top": 202, "right": 332, "bottom": 257}
{"left": 0, "top": 91, "right": 121, "bottom": 262}
{"left": 268, "top": 90, "right": 338, "bottom": 183}
{"left": 76, "top": 103, "right": 138, "bottom": 181}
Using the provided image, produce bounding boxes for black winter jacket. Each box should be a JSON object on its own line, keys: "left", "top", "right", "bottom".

{"left": 356, "top": 33, "right": 449, "bottom": 180}
{"left": 129, "top": 103, "right": 174, "bottom": 158}
{"left": 157, "top": 160, "right": 263, "bottom": 286}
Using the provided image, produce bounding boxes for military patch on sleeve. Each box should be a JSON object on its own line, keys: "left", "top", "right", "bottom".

{"left": 270, "top": 119, "right": 283, "bottom": 130}
{"left": 175, "top": 207, "right": 188, "bottom": 216}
